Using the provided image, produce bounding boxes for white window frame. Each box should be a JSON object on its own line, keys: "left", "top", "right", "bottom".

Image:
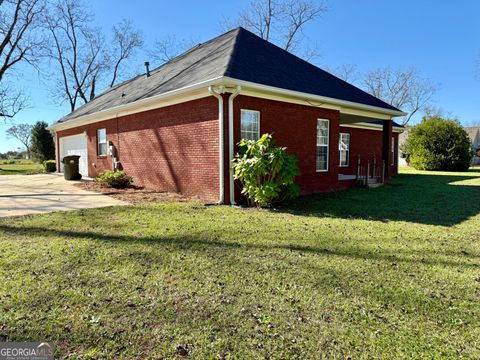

{"left": 391, "top": 136, "right": 395, "bottom": 165}
{"left": 339, "top": 132, "right": 350, "bottom": 167}
{"left": 316, "top": 119, "right": 329, "bottom": 172}
{"left": 240, "top": 109, "right": 260, "bottom": 141}
{"left": 97, "top": 128, "right": 107, "bottom": 156}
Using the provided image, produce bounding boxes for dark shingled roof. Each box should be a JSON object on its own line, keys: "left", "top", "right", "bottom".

{"left": 57, "top": 27, "right": 401, "bottom": 124}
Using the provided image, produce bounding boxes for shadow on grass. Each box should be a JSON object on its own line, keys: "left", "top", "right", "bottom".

{"left": 0, "top": 224, "right": 478, "bottom": 270}
{"left": 281, "top": 171, "right": 480, "bottom": 226}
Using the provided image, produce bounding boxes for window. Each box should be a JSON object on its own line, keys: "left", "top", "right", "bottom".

{"left": 240, "top": 110, "right": 260, "bottom": 141}
{"left": 97, "top": 128, "right": 107, "bottom": 156}
{"left": 391, "top": 136, "right": 395, "bottom": 165}
{"left": 339, "top": 133, "right": 350, "bottom": 167}
{"left": 316, "top": 119, "right": 329, "bottom": 171}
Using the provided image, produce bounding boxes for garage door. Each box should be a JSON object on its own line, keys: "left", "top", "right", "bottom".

{"left": 59, "top": 133, "right": 89, "bottom": 177}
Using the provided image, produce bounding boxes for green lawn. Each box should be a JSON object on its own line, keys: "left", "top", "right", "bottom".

{"left": 0, "top": 160, "right": 43, "bottom": 175}
{"left": 1, "top": 169, "right": 479, "bottom": 358}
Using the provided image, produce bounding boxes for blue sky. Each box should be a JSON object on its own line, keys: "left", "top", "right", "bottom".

{"left": 1, "top": 0, "right": 479, "bottom": 152}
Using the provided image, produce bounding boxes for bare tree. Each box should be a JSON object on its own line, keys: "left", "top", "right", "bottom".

{"left": 327, "top": 64, "right": 360, "bottom": 84}
{"left": 0, "top": 0, "right": 44, "bottom": 119}
{"left": 230, "top": 0, "right": 327, "bottom": 55}
{"left": 0, "top": 85, "right": 27, "bottom": 118}
{"left": 148, "top": 35, "right": 197, "bottom": 66}
{"left": 363, "top": 67, "right": 437, "bottom": 125}
{"left": 108, "top": 20, "right": 143, "bottom": 87}
{"left": 44, "top": 0, "right": 103, "bottom": 111}
{"left": 6, "top": 123, "right": 32, "bottom": 157}
{"left": 44, "top": 0, "right": 143, "bottom": 111}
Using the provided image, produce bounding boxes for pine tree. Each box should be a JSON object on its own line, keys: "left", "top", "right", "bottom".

{"left": 31, "top": 121, "right": 55, "bottom": 162}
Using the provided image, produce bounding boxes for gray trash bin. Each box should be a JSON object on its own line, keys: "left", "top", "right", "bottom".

{"left": 62, "top": 155, "right": 82, "bottom": 180}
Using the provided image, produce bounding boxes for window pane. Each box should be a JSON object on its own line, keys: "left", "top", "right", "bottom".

{"left": 98, "top": 129, "right": 106, "bottom": 143}
{"left": 316, "top": 146, "right": 328, "bottom": 171}
{"left": 316, "top": 119, "right": 329, "bottom": 171}
{"left": 98, "top": 128, "right": 107, "bottom": 155}
{"left": 391, "top": 136, "right": 395, "bottom": 164}
{"left": 241, "top": 110, "right": 260, "bottom": 141}
{"left": 339, "top": 133, "right": 350, "bottom": 166}
{"left": 317, "top": 120, "right": 329, "bottom": 146}
{"left": 99, "top": 143, "right": 107, "bottom": 156}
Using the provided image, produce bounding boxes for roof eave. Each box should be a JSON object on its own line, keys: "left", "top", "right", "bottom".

{"left": 48, "top": 76, "right": 224, "bottom": 132}
{"left": 49, "top": 75, "right": 407, "bottom": 132}
{"left": 222, "top": 76, "right": 406, "bottom": 118}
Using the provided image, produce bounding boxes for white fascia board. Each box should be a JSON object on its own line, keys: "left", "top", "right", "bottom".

{"left": 340, "top": 122, "right": 404, "bottom": 133}
{"left": 49, "top": 74, "right": 406, "bottom": 132}
{"left": 48, "top": 77, "right": 224, "bottom": 132}
{"left": 221, "top": 76, "right": 407, "bottom": 118}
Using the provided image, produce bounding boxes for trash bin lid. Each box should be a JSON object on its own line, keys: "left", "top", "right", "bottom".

{"left": 62, "top": 155, "right": 81, "bottom": 164}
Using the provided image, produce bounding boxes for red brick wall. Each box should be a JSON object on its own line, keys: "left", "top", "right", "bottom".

{"left": 232, "top": 95, "right": 343, "bottom": 199}
{"left": 56, "top": 93, "right": 399, "bottom": 203}
{"left": 337, "top": 126, "right": 399, "bottom": 177}
{"left": 57, "top": 96, "right": 220, "bottom": 201}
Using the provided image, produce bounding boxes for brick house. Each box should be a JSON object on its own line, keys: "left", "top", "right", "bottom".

{"left": 49, "top": 27, "right": 405, "bottom": 204}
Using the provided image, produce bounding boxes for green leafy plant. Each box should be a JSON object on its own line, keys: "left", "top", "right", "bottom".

{"left": 403, "top": 116, "right": 473, "bottom": 171}
{"left": 232, "top": 133, "right": 300, "bottom": 207}
{"left": 95, "top": 170, "right": 133, "bottom": 188}
{"left": 43, "top": 160, "right": 57, "bottom": 173}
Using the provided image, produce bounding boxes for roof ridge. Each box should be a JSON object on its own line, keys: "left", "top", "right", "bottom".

{"left": 224, "top": 28, "right": 401, "bottom": 112}
{"left": 149, "top": 27, "right": 241, "bottom": 75}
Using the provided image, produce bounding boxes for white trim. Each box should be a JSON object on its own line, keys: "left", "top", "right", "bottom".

{"left": 97, "top": 128, "right": 107, "bottom": 156}
{"left": 391, "top": 136, "right": 395, "bottom": 166}
{"left": 208, "top": 86, "right": 225, "bottom": 204}
{"left": 340, "top": 122, "right": 404, "bottom": 133}
{"left": 316, "top": 119, "right": 329, "bottom": 172}
{"left": 240, "top": 109, "right": 261, "bottom": 141}
{"left": 228, "top": 86, "right": 241, "bottom": 205}
{"left": 50, "top": 75, "right": 405, "bottom": 133}
{"left": 339, "top": 132, "right": 350, "bottom": 167}
{"left": 222, "top": 76, "right": 406, "bottom": 118}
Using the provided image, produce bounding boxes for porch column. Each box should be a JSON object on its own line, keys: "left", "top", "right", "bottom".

{"left": 382, "top": 120, "right": 393, "bottom": 178}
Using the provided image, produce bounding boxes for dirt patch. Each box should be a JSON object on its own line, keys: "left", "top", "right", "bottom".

{"left": 74, "top": 181, "right": 203, "bottom": 204}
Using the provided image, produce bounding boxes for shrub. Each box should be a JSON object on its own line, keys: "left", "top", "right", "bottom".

{"left": 232, "top": 134, "right": 300, "bottom": 207}
{"left": 402, "top": 116, "right": 472, "bottom": 171}
{"left": 95, "top": 170, "right": 133, "bottom": 188}
{"left": 43, "top": 160, "right": 56, "bottom": 173}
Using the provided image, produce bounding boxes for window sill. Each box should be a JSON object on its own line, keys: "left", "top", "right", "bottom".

{"left": 316, "top": 170, "right": 329, "bottom": 173}
{"left": 97, "top": 155, "right": 108, "bottom": 159}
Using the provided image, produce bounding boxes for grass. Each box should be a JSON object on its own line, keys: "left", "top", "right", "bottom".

{"left": 0, "top": 169, "right": 479, "bottom": 358}
{"left": 0, "top": 159, "right": 43, "bottom": 175}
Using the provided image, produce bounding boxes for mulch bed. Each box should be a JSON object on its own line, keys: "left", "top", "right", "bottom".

{"left": 74, "top": 181, "right": 203, "bottom": 205}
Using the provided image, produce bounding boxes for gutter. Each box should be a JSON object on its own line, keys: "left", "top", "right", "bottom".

{"left": 49, "top": 75, "right": 406, "bottom": 134}
{"left": 222, "top": 76, "right": 407, "bottom": 118}
{"left": 208, "top": 86, "right": 226, "bottom": 204}
{"left": 228, "top": 86, "right": 241, "bottom": 205}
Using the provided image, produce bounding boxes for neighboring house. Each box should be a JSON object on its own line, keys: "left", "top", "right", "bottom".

{"left": 49, "top": 27, "right": 405, "bottom": 204}
{"left": 465, "top": 127, "right": 480, "bottom": 166}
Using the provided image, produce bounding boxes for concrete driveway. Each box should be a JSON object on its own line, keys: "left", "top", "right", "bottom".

{"left": 0, "top": 174, "right": 126, "bottom": 217}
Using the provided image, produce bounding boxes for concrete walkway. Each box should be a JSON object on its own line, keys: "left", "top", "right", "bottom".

{"left": 0, "top": 173, "right": 126, "bottom": 217}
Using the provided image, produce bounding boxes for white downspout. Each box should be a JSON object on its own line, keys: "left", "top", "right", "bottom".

{"left": 209, "top": 86, "right": 225, "bottom": 204}
{"left": 228, "top": 86, "right": 241, "bottom": 205}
